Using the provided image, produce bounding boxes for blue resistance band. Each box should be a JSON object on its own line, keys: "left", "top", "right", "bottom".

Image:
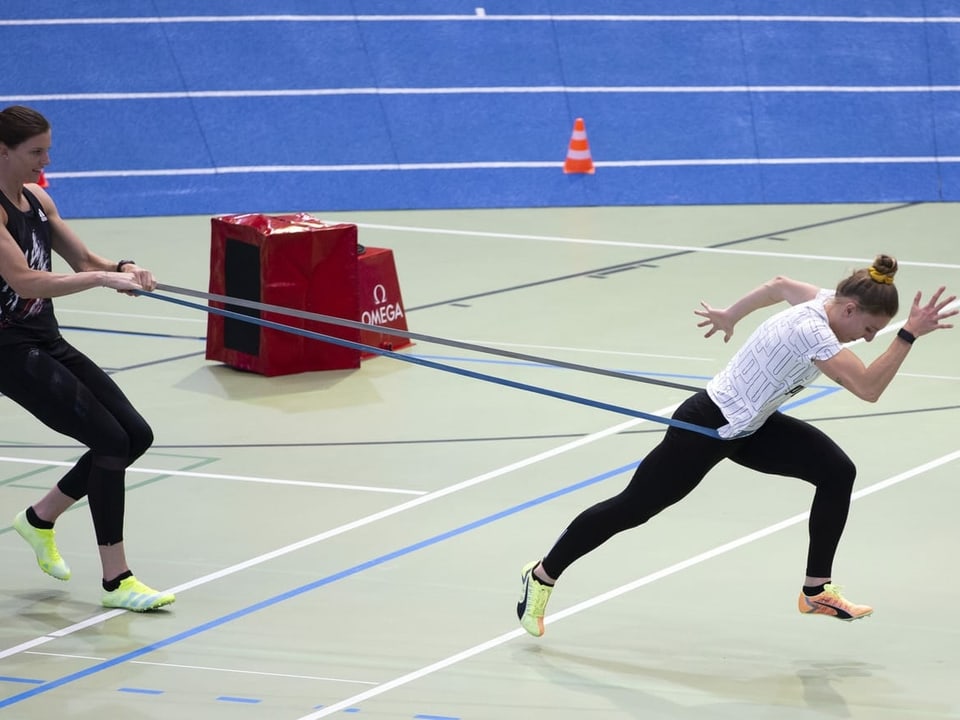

{"left": 138, "top": 289, "right": 721, "bottom": 439}
{"left": 157, "top": 283, "right": 702, "bottom": 393}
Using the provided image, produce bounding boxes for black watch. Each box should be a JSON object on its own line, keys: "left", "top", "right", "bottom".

{"left": 116, "top": 259, "right": 136, "bottom": 272}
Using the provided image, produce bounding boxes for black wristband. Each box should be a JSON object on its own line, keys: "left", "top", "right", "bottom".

{"left": 116, "top": 259, "right": 136, "bottom": 272}
{"left": 897, "top": 328, "right": 916, "bottom": 345}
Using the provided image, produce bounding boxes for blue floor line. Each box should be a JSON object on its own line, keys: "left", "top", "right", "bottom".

{"left": 0, "top": 677, "right": 44, "bottom": 685}
{"left": 118, "top": 687, "right": 165, "bottom": 695}
{"left": 216, "top": 696, "right": 262, "bottom": 703}
{"left": 0, "top": 460, "right": 637, "bottom": 709}
{"left": 0, "top": 386, "right": 842, "bottom": 710}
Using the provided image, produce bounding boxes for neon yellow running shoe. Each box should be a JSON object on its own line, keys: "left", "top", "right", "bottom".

{"left": 516, "top": 561, "right": 553, "bottom": 637}
{"left": 102, "top": 576, "right": 175, "bottom": 612}
{"left": 13, "top": 510, "right": 71, "bottom": 581}
{"left": 798, "top": 583, "right": 873, "bottom": 621}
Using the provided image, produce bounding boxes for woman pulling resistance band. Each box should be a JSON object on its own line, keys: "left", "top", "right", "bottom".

{"left": 517, "top": 256, "right": 955, "bottom": 635}
{"left": 1, "top": 105, "right": 173, "bottom": 611}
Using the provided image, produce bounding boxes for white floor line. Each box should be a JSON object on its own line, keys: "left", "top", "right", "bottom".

{"left": 461, "top": 340, "right": 713, "bottom": 362}
{"left": 348, "top": 222, "right": 960, "bottom": 271}
{"left": 0, "top": 456, "right": 426, "bottom": 496}
{"left": 56, "top": 308, "right": 204, "bottom": 323}
{"left": 3, "top": 14, "right": 960, "bottom": 27}
{"left": 10, "top": 85, "right": 960, "bottom": 103}
{"left": 0, "top": 409, "right": 674, "bottom": 660}
{"left": 129, "top": 661, "right": 378, "bottom": 685}
{"left": 897, "top": 371, "right": 960, "bottom": 381}
{"left": 297, "top": 447, "right": 960, "bottom": 719}
{"left": 4, "top": 304, "right": 953, "bottom": 663}
{"left": 24, "top": 652, "right": 377, "bottom": 685}
{"left": 30, "top": 157, "right": 960, "bottom": 180}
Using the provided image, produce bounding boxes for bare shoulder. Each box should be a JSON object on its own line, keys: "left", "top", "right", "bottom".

{"left": 24, "top": 183, "right": 57, "bottom": 217}
{"left": 771, "top": 276, "right": 821, "bottom": 305}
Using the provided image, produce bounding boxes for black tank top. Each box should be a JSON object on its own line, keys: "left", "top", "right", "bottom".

{"left": 0, "top": 187, "right": 59, "bottom": 343}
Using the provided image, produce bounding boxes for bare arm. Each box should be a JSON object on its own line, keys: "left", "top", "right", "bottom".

{"left": 0, "top": 223, "right": 115, "bottom": 298}
{"left": 0, "top": 185, "right": 154, "bottom": 298}
{"left": 695, "top": 275, "right": 820, "bottom": 343}
{"left": 815, "top": 287, "right": 957, "bottom": 402}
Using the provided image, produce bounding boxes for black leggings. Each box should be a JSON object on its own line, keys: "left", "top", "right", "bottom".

{"left": 0, "top": 337, "right": 153, "bottom": 545}
{"left": 541, "top": 391, "right": 855, "bottom": 580}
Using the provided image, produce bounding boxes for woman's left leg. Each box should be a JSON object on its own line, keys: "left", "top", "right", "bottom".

{"left": 731, "top": 412, "right": 855, "bottom": 577}
{"left": 730, "top": 413, "right": 871, "bottom": 620}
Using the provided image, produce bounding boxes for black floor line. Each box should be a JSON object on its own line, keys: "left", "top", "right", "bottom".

{"left": 408, "top": 202, "right": 920, "bottom": 311}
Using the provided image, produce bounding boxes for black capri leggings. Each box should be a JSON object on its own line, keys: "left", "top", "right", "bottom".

{"left": 541, "top": 390, "right": 856, "bottom": 580}
{"left": 0, "top": 337, "right": 153, "bottom": 545}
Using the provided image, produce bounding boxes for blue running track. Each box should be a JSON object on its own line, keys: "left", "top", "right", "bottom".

{"left": 2, "top": 0, "right": 959, "bottom": 217}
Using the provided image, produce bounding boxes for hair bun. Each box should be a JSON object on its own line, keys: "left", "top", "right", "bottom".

{"left": 868, "top": 254, "right": 897, "bottom": 284}
{"left": 872, "top": 254, "right": 898, "bottom": 278}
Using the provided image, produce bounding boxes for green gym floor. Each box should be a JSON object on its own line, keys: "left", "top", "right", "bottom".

{"left": 1, "top": 202, "right": 958, "bottom": 719}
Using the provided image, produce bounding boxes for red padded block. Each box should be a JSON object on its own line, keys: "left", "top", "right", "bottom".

{"left": 206, "top": 213, "right": 361, "bottom": 376}
{"left": 357, "top": 247, "right": 412, "bottom": 357}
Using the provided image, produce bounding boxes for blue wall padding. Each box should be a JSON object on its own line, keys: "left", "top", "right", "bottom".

{"left": 1, "top": 2, "right": 957, "bottom": 217}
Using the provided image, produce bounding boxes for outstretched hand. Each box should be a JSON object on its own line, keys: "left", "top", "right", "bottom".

{"left": 695, "top": 302, "right": 736, "bottom": 343}
{"left": 905, "top": 286, "right": 958, "bottom": 338}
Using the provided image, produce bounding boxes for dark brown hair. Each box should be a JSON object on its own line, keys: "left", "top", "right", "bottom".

{"left": 835, "top": 253, "right": 899, "bottom": 317}
{"left": 0, "top": 105, "right": 51, "bottom": 148}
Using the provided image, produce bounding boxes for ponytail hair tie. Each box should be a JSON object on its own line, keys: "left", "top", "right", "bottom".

{"left": 867, "top": 266, "right": 894, "bottom": 284}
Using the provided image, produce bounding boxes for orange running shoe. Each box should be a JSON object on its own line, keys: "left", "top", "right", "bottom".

{"left": 798, "top": 583, "right": 873, "bottom": 621}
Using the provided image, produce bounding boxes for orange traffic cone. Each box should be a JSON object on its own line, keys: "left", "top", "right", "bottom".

{"left": 563, "top": 117, "right": 595, "bottom": 174}
{"left": 38, "top": 170, "right": 48, "bottom": 188}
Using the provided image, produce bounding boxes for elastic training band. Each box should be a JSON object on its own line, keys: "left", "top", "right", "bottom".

{"left": 139, "top": 289, "right": 720, "bottom": 439}
{"left": 156, "top": 283, "right": 702, "bottom": 393}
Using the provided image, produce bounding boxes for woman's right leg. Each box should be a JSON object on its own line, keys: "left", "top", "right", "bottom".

{"left": 4, "top": 343, "right": 173, "bottom": 609}
{"left": 540, "top": 417, "right": 729, "bottom": 580}
{"left": 2, "top": 345, "right": 133, "bottom": 530}
{"left": 517, "top": 392, "right": 734, "bottom": 636}
{"left": 1, "top": 343, "right": 122, "bottom": 580}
